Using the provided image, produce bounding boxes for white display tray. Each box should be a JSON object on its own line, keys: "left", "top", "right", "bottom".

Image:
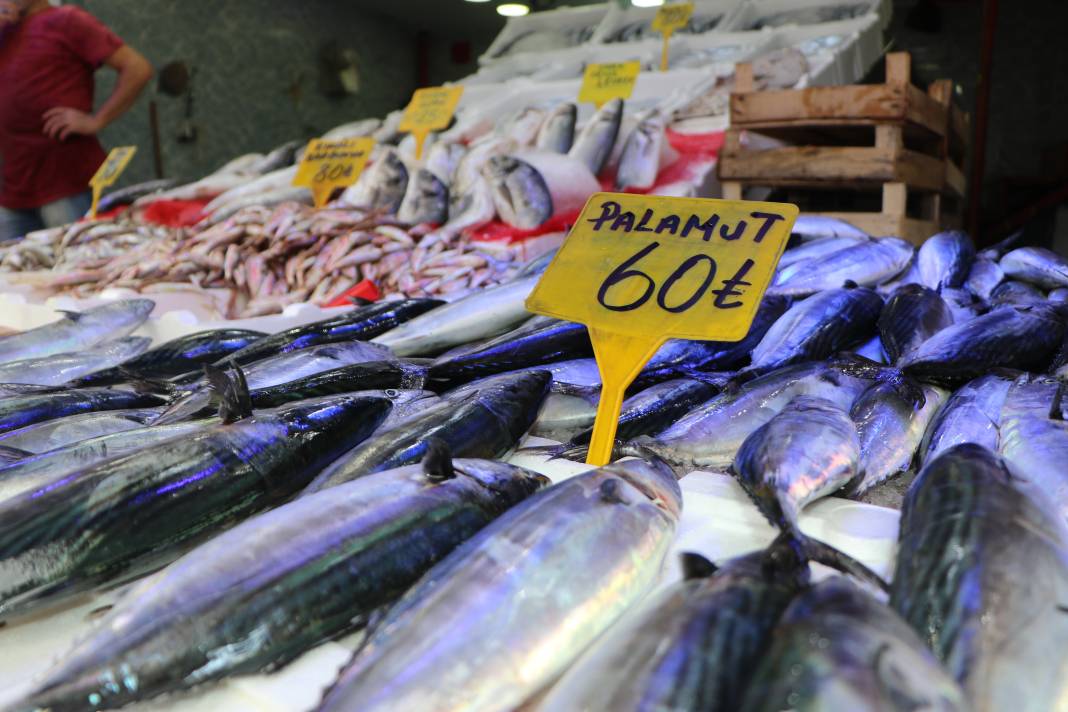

{"left": 0, "top": 436, "right": 898, "bottom": 712}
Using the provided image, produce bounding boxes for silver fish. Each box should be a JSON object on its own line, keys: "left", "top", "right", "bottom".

{"left": 341, "top": 149, "right": 408, "bottom": 213}
{"left": 775, "top": 234, "right": 867, "bottom": 271}
{"left": 0, "top": 299, "right": 154, "bottom": 366}
{"left": 920, "top": 372, "right": 1014, "bottom": 464}
{"left": 615, "top": 111, "right": 665, "bottom": 190}
{"left": 1050, "top": 287, "right": 1068, "bottom": 303}
{"left": 877, "top": 284, "right": 954, "bottom": 364}
{"left": 0, "top": 337, "right": 150, "bottom": 386}
{"left": 891, "top": 444, "right": 1068, "bottom": 712}
{"left": 372, "top": 275, "right": 537, "bottom": 357}
{"left": 9, "top": 458, "right": 548, "bottom": 712}
{"left": 634, "top": 360, "right": 871, "bottom": 472}
{"left": 0, "top": 408, "right": 161, "bottom": 454}
{"left": 998, "top": 373, "right": 1068, "bottom": 520}
{"left": 483, "top": 154, "right": 553, "bottom": 229}
{"left": 917, "top": 229, "right": 975, "bottom": 289}
{"left": 991, "top": 279, "right": 1046, "bottom": 306}
{"left": 899, "top": 304, "right": 1065, "bottom": 385}
{"left": 733, "top": 395, "right": 859, "bottom": 531}
{"left": 432, "top": 175, "right": 496, "bottom": 240}
{"left": 939, "top": 286, "right": 985, "bottom": 323}
{"left": 750, "top": 286, "right": 883, "bottom": 372}
{"left": 790, "top": 215, "right": 868, "bottom": 241}
{"left": 1000, "top": 246, "right": 1068, "bottom": 289}
{"left": 535, "top": 102, "right": 576, "bottom": 154}
{"left": 568, "top": 97, "right": 623, "bottom": 176}
{"left": 156, "top": 340, "right": 394, "bottom": 424}
{"left": 318, "top": 458, "right": 682, "bottom": 712}
{"left": 397, "top": 168, "right": 449, "bottom": 225}
{"left": 769, "top": 238, "right": 913, "bottom": 297}
{"left": 848, "top": 381, "right": 948, "bottom": 497}
{"left": 741, "top": 577, "right": 968, "bottom": 712}
{"left": 965, "top": 256, "right": 1005, "bottom": 300}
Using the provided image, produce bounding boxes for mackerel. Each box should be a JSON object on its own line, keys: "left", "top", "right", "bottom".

{"left": 768, "top": 238, "right": 912, "bottom": 297}
{"left": 318, "top": 458, "right": 682, "bottom": 712}
{"left": 916, "top": 229, "right": 974, "bottom": 290}
{"left": 0, "top": 299, "right": 153, "bottom": 365}
{"left": 920, "top": 372, "right": 1014, "bottom": 463}
{"left": 0, "top": 388, "right": 166, "bottom": 435}
{"left": 0, "top": 409, "right": 161, "bottom": 453}
{"left": 877, "top": 284, "right": 954, "bottom": 363}
{"left": 1000, "top": 246, "right": 1068, "bottom": 289}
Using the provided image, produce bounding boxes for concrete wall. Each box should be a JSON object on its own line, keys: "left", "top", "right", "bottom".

{"left": 73, "top": 0, "right": 420, "bottom": 187}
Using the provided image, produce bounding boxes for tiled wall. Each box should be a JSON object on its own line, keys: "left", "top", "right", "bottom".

{"left": 74, "top": 0, "right": 419, "bottom": 187}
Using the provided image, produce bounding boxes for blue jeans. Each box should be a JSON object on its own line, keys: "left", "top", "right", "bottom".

{"left": 0, "top": 191, "right": 93, "bottom": 241}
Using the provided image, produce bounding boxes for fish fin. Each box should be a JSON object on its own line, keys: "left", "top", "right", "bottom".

{"left": 554, "top": 442, "right": 596, "bottom": 462}
{"left": 680, "top": 552, "right": 718, "bottom": 580}
{"left": 796, "top": 531, "right": 889, "bottom": 592}
{"left": 56, "top": 309, "right": 84, "bottom": 322}
{"left": 348, "top": 296, "right": 374, "bottom": 307}
{"left": 843, "top": 280, "right": 859, "bottom": 289}
{"left": 598, "top": 478, "right": 630, "bottom": 505}
{"left": 880, "top": 370, "right": 927, "bottom": 408}
{"left": 516, "top": 443, "right": 566, "bottom": 459}
{"left": 204, "top": 363, "right": 253, "bottom": 424}
{"left": 675, "top": 369, "right": 735, "bottom": 390}
{"left": 121, "top": 369, "right": 179, "bottom": 396}
{"left": 0, "top": 445, "right": 30, "bottom": 465}
{"left": 422, "top": 437, "right": 455, "bottom": 481}
{"left": 1050, "top": 383, "right": 1066, "bottom": 421}
{"left": 550, "top": 382, "right": 602, "bottom": 402}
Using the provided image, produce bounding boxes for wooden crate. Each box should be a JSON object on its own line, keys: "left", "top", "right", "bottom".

{"left": 718, "top": 52, "right": 969, "bottom": 244}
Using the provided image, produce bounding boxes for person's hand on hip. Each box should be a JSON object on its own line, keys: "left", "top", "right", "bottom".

{"left": 42, "top": 107, "right": 101, "bottom": 141}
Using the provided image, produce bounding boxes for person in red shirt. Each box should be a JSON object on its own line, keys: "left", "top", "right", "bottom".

{"left": 0, "top": 0, "right": 152, "bottom": 240}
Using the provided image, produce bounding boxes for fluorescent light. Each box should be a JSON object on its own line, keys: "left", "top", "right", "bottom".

{"left": 464, "top": 0, "right": 491, "bottom": 3}
{"left": 632, "top": 0, "right": 665, "bottom": 6}
{"left": 497, "top": 3, "right": 530, "bottom": 16}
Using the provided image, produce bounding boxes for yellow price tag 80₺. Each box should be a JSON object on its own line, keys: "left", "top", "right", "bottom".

{"left": 652, "top": 2, "right": 694, "bottom": 71}
{"left": 399, "top": 85, "right": 464, "bottom": 160}
{"left": 293, "top": 137, "right": 375, "bottom": 208}
{"left": 88, "top": 146, "right": 137, "bottom": 219}
{"left": 578, "top": 62, "right": 641, "bottom": 109}
{"left": 526, "top": 192, "right": 798, "bottom": 466}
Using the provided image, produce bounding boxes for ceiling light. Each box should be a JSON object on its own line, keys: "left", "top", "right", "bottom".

{"left": 497, "top": 3, "right": 530, "bottom": 16}
{"left": 632, "top": 0, "right": 665, "bottom": 6}
{"left": 464, "top": 0, "right": 491, "bottom": 3}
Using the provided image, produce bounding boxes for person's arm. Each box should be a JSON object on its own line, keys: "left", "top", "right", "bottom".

{"left": 42, "top": 45, "right": 153, "bottom": 141}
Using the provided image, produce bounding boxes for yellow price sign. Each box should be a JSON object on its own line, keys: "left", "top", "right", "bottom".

{"left": 652, "top": 2, "right": 694, "bottom": 71}
{"left": 578, "top": 62, "right": 641, "bottom": 109}
{"left": 526, "top": 193, "right": 797, "bottom": 466}
{"left": 88, "top": 146, "right": 137, "bottom": 219}
{"left": 399, "top": 85, "right": 464, "bottom": 160}
{"left": 293, "top": 137, "right": 375, "bottom": 208}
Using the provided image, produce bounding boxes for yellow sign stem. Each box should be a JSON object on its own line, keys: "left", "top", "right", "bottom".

{"left": 412, "top": 129, "right": 430, "bottom": 161}
{"left": 660, "top": 29, "right": 674, "bottom": 72}
{"left": 88, "top": 185, "right": 103, "bottom": 221}
{"left": 586, "top": 328, "right": 666, "bottom": 466}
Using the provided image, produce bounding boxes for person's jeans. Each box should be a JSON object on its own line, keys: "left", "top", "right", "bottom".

{"left": 0, "top": 191, "right": 93, "bottom": 241}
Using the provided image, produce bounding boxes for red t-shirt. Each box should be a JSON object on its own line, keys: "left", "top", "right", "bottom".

{"left": 0, "top": 7, "right": 123, "bottom": 209}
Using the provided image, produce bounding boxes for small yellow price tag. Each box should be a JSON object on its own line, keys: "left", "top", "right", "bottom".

{"left": 526, "top": 192, "right": 797, "bottom": 466}
{"left": 88, "top": 146, "right": 137, "bottom": 219}
{"left": 293, "top": 137, "right": 375, "bottom": 208}
{"left": 578, "top": 62, "right": 641, "bottom": 109}
{"left": 652, "top": 2, "right": 694, "bottom": 71}
{"left": 399, "top": 85, "right": 464, "bottom": 160}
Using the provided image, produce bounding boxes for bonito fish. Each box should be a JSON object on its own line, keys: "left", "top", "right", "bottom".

{"left": 317, "top": 458, "right": 682, "bottom": 712}
{"left": 7, "top": 453, "right": 548, "bottom": 712}
{"left": 0, "top": 299, "right": 153, "bottom": 365}
{"left": 0, "top": 337, "right": 150, "bottom": 386}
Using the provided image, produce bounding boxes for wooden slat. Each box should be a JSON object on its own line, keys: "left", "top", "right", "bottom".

{"left": 876, "top": 125, "right": 903, "bottom": 154}
{"left": 945, "top": 160, "right": 967, "bottom": 196}
{"left": 718, "top": 146, "right": 948, "bottom": 192}
{"left": 731, "top": 85, "right": 907, "bottom": 125}
{"left": 735, "top": 62, "right": 754, "bottom": 93}
{"left": 883, "top": 182, "right": 908, "bottom": 215}
{"left": 721, "top": 182, "right": 743, "bottom": 200}
{"left": 885, "top": 52, "right": 911, "bottom": 86}
{"left": 903, "top": 85, "right": 950, "bottom": 138}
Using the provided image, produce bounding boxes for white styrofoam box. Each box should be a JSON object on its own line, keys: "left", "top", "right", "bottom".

{"left": 481, "top": 3, "right": 611, "bottom": 65}
{"left": 668, "top": 28, "right": 778, "bottom": 72}
{"left": 591, "top": 0, "right": 744, "bottom": 46}
{"left": 726, "top": 0, "right": 891, "bottom": 34}
{"left": 0, "top": 436, "right": 899, "bottom": 712}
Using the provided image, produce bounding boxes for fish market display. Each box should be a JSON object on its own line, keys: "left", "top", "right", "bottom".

{"left": 0, "top": 393, "right": 392, "bottom": 620}
{"left": 318, "top": 459, "right": 682, "bottom": 712}
{"left": 9, "top": 454, "right": 548, "bottom": 712}
{"left": 740, "top": 577, "right": 967, "bottom": 711}
{"left": 891, "top": 445, "right": 1068, "bottom": 710}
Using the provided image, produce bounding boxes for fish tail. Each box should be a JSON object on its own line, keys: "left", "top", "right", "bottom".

{"left": 792, "top": 529, "right": 890, "bottom": 592}
{"left": 515, "top": 442, "right": 567, "bottom": 459}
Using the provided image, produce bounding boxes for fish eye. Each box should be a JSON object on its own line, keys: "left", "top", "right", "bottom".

{"left": 385, "top": 389, "right": 400, "bottom": 397}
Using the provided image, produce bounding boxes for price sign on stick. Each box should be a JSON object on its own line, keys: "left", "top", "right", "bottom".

{"left": 88, "top": 146, "right": 137, "bottom": 219}
{"left": 652, "top": 2, "right": 694, "bottom": 71}
{"left": 293, "top": 137, "right": 375, "bottom": 208}
{"left": 578, "top": 62, "right": 641, "bottom": 109}
{"left": 399, "top": 85, "right": 464, "bottom": 160}
{"left": 526, "top": 193, "right": 798, "bottom": 466}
